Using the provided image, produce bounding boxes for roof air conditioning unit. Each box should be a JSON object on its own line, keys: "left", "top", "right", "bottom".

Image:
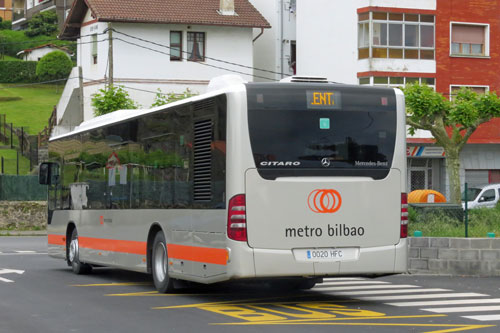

{"left": 280, "top": 76, "right": 329, "bottom": 83}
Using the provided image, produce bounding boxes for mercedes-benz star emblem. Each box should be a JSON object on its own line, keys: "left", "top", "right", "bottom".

{"left": 321, "top": 158, "right": 331, "bottom": 168}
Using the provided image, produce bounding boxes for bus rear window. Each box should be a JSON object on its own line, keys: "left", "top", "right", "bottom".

{"left": 246, "top": 84, "right": 397, "bottom": 179}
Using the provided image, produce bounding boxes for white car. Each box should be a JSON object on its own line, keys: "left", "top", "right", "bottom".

{"left": 462, "top": 183, "right": 500, "bottom": 209}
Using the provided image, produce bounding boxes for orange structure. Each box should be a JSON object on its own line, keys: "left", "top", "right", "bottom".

{"left": 408, "top": 190, "right": 447, "bottom": 203}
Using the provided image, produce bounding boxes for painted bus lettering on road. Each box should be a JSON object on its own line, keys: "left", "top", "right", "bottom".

{"left": 186, "top": 302, "right": 386, "bottom": 323}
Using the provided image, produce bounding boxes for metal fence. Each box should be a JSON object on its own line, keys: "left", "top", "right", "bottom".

{"left": 0, "top": 175, "right": 47, "bottom": 201}
{"left": 409, "top": 203, "right": 499, "bottom": 238}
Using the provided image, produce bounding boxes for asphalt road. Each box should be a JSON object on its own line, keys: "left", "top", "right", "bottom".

{"left": 1, "top": 236, "right": 500, "bottom": 333}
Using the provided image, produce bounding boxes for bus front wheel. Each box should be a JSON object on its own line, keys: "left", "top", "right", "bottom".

{"left": 68, "top": 228, "right": 92, "bottom": 275}
{"left": 152, "top": 232, "right": 175, "bottom": 293}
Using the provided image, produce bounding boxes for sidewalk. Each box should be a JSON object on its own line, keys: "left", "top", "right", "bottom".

{"left": 0, "top": 230, "right": 47, "bottom": 236}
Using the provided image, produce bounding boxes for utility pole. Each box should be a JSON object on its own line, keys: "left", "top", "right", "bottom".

{"left": 78, "top": 66, "right": 84, "bottom": 124}
{"left": 108, "top": 23, "right": 114, "bottom": 87}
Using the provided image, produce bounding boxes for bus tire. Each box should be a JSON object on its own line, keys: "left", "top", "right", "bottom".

{"left": 68, "top": 228, "right": 92, "bottom": 275}
{"left": 152, "top": 232, "right": 175, "bottom": 293}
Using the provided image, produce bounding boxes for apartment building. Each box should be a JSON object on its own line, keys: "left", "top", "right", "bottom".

{"left": 1, "top": 0, "right": 13, "bottom": 22}
{"left": 12, "top": 0, "right": 74, "bottom": 31}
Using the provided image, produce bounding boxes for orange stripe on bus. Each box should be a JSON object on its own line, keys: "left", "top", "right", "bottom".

{"left": 79, "top": 237, "right": 147, "bottom": 256}
{"left": 48, "top": 235, "right": 227, "bottom": 265}
{"left": 48, "top": 234, "right": 66, "bottom": 246}
{"left": 167, "top": 244, "right": 228, "bottom": 266}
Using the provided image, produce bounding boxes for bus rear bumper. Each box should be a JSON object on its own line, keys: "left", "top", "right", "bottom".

{"left": 251, "top": 239, "right": 408, "bottom": 278}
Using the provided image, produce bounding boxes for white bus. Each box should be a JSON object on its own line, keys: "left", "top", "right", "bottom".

{"left": 40, "top": 76, "right": 407, "bottom": 292}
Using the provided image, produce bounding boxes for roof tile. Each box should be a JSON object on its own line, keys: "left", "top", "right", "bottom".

{"left": 87, "top": 0, "right": 269, "bottom": 27}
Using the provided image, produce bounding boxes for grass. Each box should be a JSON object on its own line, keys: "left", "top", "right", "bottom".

{"left": 409, "top": 205, "right": 500, "bottom": 238}
{"left": 0, "top": 83, "right": 63, "bottom": 134}
{"left": 0, "top": 149, "right": 31, "bottom": 174}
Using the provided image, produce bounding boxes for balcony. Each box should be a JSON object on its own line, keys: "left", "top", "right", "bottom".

{"left": 12, "top": 0, "right": 25, "bottom": 23}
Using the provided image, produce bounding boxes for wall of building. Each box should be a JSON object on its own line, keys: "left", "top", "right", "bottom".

{"left": 435, "top": 0, "right": 500, "bottom": 94}
{"left": 250, "top": 0, "right": 296, "bottom": 81}
{"left": 297, "top": 0, "right": 359, "bottom": 83}
{"left": 0, "top": 0, "right": 13, "bottom": 21}
{"left": 296, "top": 0, "right": 437, "bottom": 84}
{"left": 77, "top": 11, "right": 254, "bottom": 121}
{"left": 23, "top": 47, "right": 70, "bottom": 61}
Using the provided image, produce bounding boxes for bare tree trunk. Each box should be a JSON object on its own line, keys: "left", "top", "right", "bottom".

{"left": 445, "top": 149, "right": 462, "bottom": 204}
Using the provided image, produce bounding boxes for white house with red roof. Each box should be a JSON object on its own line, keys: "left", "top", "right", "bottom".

{"left": 16, "top": 43, "right": 73, "bottom": 61}
{"left": 53, "top": 0, "right": 270, "bottom": 135}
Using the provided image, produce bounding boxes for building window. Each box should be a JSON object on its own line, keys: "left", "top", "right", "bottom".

{"left": 358, "top": 12, "right": 435, "bottom": 60}
{"left": 187, "top": 32, "right": 205, "bottom": 62}
{"left": 451, "top": 23, "right": 488, "bottom": 57}
{"left": 170, "top": 31, "right": 182, "bottom": 61}
{"left": 91, "top": 34, "right": 98, "bottom": 64}
{"left": 450, "top": 85, "right": 488, "bottom": 100}
{"left": 408, "top": 158, "right": 433, "bottom": 191}
{"left": 290, "top": 41, "right": 296, "bottom": 74}
{"left": 0, "top": 0, "right": 5, "bottom": 8}
{"left": 359, "top": 76, "right": 435, "bottom": 89}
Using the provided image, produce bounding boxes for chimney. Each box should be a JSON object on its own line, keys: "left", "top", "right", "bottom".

{"left": 219, "top": 0, "right": 235, "bottom": 16}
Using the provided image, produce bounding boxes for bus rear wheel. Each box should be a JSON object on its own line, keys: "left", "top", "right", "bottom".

{"left": 68, "top": 228, "right": 92, "bottom": 275}
{"left": 152, "top": 232, "right": 175, "bottom": 293}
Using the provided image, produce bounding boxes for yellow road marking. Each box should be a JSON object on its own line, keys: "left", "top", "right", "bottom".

{"left": 106, "top": 291, "right": 221, "bottom": 297}
{"left": 212, "top": 313, "right": 446, "bottom": 325}
{"left": 153, "top": 296, "right": 352, "bottom": 310}
{"left": 72, "top": 282, "right": 152, "bottom": 287}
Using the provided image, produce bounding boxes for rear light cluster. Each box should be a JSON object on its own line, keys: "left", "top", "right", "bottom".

{"left": 401, "top": 193, "right": 408, "bottom": 238}
{"left": 227, "top": 194, "right": 247, "bottom": 241}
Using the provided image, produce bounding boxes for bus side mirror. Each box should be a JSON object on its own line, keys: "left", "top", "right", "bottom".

{"left": 39, "top": 162, "right": 59, "bottom": 185}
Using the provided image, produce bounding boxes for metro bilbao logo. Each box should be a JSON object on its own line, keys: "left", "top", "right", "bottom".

{"left": 308, "top": 189, "right": 342, "bottom": 213}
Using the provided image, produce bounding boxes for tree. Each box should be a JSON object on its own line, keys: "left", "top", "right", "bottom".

{"left": 36, "top": 50, "right": 73, "bottom": 82}
{"left": 24, "top": 11, "right": 58, "bottom": 37}
{"left": 91, "top": 85, "right": 139, "bottom": 116}
{"left": 151, "top": 88, "right": 197, "bottom": 107}
{"left": 403, "top": 84, "right": 500, "bottom": 203}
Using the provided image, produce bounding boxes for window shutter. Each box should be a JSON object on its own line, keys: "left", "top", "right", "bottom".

{"left": 452, "top": 25, "right": 485, "bottom": 44}
{"left": 91, "top": 35, "right": 98, "bottom": 56}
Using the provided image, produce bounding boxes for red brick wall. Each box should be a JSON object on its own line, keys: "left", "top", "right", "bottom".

{"left": 436, "top": 0, "right": 500, "bottom": 94}
{"left": 436, "top": 0, "right": 500, "bottom": 143}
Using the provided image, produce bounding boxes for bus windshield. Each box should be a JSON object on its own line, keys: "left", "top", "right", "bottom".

{"left": 246, "top": 83, "right": 397, "bottom": 179}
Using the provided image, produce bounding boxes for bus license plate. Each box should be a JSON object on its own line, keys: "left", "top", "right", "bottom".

{"left": 293, "top": 248, "right": 358, "bottom": 262}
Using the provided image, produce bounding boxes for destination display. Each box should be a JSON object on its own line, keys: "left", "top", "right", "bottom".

{"left": 306, "top": 91, "right": 342, "bottom": 109}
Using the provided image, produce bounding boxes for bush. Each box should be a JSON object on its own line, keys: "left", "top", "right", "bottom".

{"left": 0, "top": 19, "right": 12, "bottom": 30}
{"left": 0, "top": 61, "right": 38, "bottom": 83}
{"left": 24, "top": 11, "right": 58, "bottom": 37}
{"left": 151, "top": 88, "right": 197, "bottom": 107}
{"left": 36, "top": 51, "right": 73, "bottom": 82}
{"left": 91, "top": 86, "right": 140, "bottom": 116}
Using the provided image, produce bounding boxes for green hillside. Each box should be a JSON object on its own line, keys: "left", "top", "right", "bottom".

{"left": 0, "top": 83, "right": 62, "bottom": 134}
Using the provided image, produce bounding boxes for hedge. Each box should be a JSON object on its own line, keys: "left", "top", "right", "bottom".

{"left": 0, "top": 61, "right": 38, "bottom": 83}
